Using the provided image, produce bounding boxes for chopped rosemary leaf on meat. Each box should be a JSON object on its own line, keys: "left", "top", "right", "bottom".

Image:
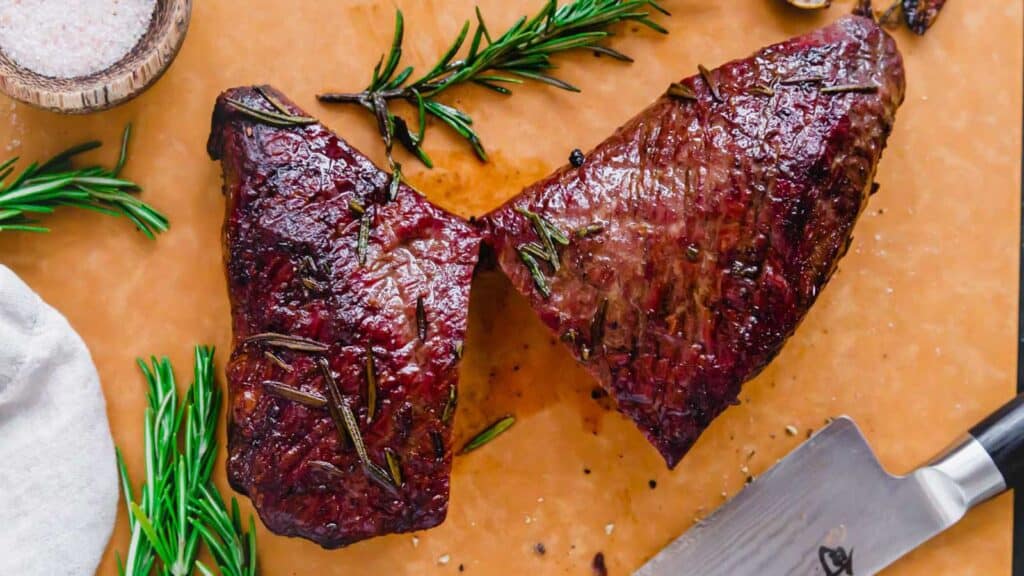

{"left": 365, "top": 345, "right": 379, "bottom": 423}
{"left": 262, "top": 380, "right": 327, "bottom": 408}
{"left": 244, "top": 332, "right": 330, "bottom": 353}
{"left": 385, "top": 448, "right": 404, "bottom": 486}
{"left": 442, "top": 385, "right": 458, "bottom": 425}
{"left": 667, "top": 82, "right": 696, "bottom": 100}
{"left": 416, "top": 295, "right": 428, "bottom": 341}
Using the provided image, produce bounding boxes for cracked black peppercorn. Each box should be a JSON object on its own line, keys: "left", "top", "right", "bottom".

{"left": 570, "top": 148, "right": 585, "bottom": 167}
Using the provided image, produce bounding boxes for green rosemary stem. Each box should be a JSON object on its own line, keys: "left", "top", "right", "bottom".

{"left": 0, "top": 124, "right": 168, "bottom": 237}
{"left": 117, "top": 347, "right": 258, "bottom": 576}
{"left": 317, "top": 0, "right": 669, "bottom": 170}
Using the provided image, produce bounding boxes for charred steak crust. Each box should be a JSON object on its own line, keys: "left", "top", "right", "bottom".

{"left": 481, "top": 16, "right": 905, "bottom": 469}
{"left": 209, "top": 86, "right": 481, "bottom": 547}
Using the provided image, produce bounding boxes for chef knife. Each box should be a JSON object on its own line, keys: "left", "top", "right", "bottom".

{"left": 635, "top": 394, "right": 1024, "bottom": 576}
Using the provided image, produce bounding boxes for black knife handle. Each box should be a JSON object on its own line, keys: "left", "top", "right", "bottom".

{"left": 970, "top": 393, "right": 1024, "bottom": 489}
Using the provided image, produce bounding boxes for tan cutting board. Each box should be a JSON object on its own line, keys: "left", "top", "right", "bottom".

{"left": 0, "top": 1, "right": 1020, "bottom": 574}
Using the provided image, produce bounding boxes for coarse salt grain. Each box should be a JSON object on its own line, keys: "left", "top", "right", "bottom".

{"left": 0, "top": 0, "right": 156, "bottom": 78}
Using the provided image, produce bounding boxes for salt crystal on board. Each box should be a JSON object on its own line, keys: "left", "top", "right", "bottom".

{"left": 0, "top": 0, "right": 156, "bottom": 78}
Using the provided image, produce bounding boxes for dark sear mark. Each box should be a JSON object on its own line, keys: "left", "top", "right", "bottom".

{"left": 592, "top": 552, "right": 608, "bottom": 576}
{"left": 431, "top": 431, "right": 445, "bottom": 460}
{"left": 590, "top": 298, "right": 609, "bottom": 350}
{"left": 416, "top": 295, "right": 428, "bottom": 341}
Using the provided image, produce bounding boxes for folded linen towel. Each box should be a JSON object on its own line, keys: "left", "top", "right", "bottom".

{"left": 0, "top": 265, "right": 118, "bottom": 576}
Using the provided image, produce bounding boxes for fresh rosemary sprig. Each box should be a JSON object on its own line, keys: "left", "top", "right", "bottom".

{"left": 318, "top": 0, "right": 669, "bottom": 173}
{"left": 0, "top": 125, "right": 168, "bottom": 237}
{"left": 117, "top": 347, "right": 257, "bottom": 576}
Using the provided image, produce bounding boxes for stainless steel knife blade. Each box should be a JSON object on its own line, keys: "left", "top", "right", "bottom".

{"left": 634, "top": 416, "right": 1002, "bottom": 576}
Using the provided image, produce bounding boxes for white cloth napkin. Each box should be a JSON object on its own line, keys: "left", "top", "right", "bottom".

{"left": 0, "top": 265, "right": 118, "bottom": 576}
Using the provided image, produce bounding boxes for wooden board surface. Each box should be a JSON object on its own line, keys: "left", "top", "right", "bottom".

{"left": 0, "top": 1, "right": 1020, "bottom": 574}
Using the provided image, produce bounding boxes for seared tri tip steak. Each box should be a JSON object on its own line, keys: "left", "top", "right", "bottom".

{"left": 208, "top": 86, "right": 480, "bottom": 547}
{"left": 481, "top": 15, "right": 905, "bottom": 469}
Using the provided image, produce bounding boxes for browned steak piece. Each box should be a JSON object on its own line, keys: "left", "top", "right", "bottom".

{"left": 481, "top": 16, "right": 905, "bottom": 469}
{"left": 208, "top": 86, "right": 480, "bottom": 547}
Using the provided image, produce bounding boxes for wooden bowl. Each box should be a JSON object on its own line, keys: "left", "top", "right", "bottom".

{"left": 0, "top": 0, "right": 191, "bottom": 114}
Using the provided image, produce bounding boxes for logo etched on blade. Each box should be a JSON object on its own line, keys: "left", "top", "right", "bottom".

{"left": 818, "top": 546, "right": 854, "bottom": 575}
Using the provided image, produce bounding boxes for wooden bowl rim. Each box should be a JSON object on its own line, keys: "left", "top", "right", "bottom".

{"left": 0, "top": 0, "right": 192, "bottom": 114}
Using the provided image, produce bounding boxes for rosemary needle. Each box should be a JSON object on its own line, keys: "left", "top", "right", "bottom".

{"left": 263, "top": 380, "right": 328, "bottom": 408}
{"left": 318, "top": 0, "right": 669, "bottom": 171}
{"left": 244, "top": 332, "right": 330, "bottom": 353}
{"left": 385, "top": 447, "right": 403, "bottom": 486}
{"left": 461, "top": 415, "right": 517, "bottom": 454}
{"left": 365, "top": 345, "right": 378, "bottom": 423}
{"left": 441, "top": 385, "right": 458, "bottom": 425}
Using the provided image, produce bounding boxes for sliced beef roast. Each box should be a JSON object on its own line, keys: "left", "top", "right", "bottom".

{"left": 209, "top": 86, "right": 480, "bottom": 547}
{"left": 482, "top": 15, "right": 905, "bottom": 468}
